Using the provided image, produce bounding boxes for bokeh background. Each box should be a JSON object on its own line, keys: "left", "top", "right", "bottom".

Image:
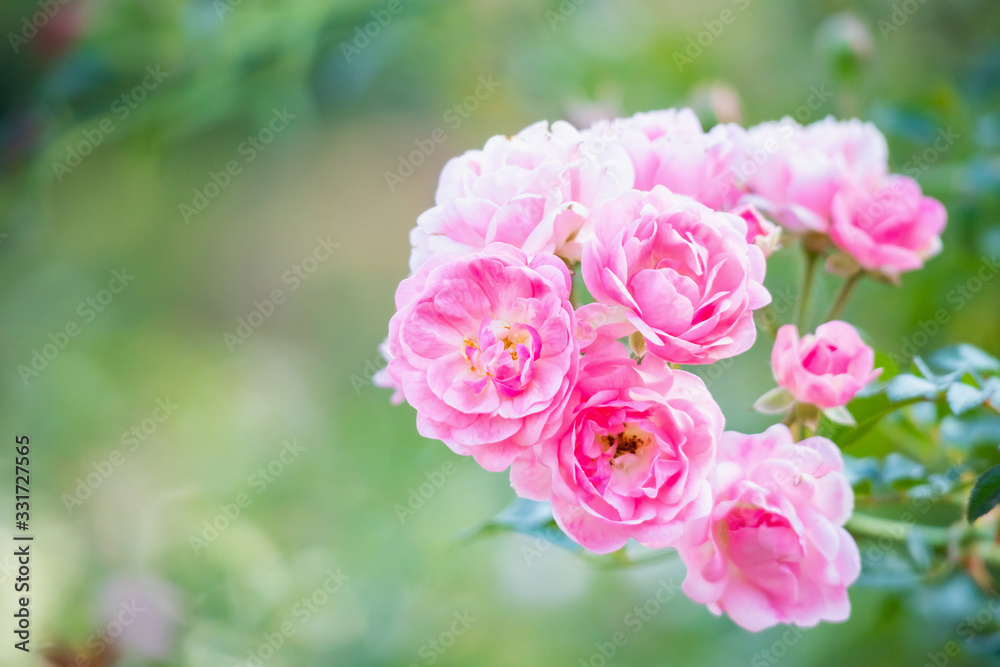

{"left": 2, "top": 0, "right": 1000, "bottom": 665}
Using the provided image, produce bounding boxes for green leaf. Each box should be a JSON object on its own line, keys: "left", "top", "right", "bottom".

{"left": 930, "top": 344, "right": 1000, "bottom": 375}
{"left": 906, "top": 528, "right": 932, "bottom": 572}
{"left": 885, "top": 374, "right": 939, "bottom": 402}
{"left": 462, "top": 497, "right": 582, "bottom": 554}
{"left": 753, "top": 387, "right": 795, "bottom": 414}
{"left": 881, "top": 452, "right": 926, "bottom": 486}
{"left": 843, "top": 455, "right": 880, "bottom": 487}
{"left": 822, "top": 405, "right": 856, "bottom": 426}
{"left": 491, "top": 496, "right": 554, "bottom": 528}
{"left": 822, "top": 395, "right": 925, "bottom": 448}
{"left": 946, "top": 382, "right": 987, "bottom": 415}
{"left": 967, "top": 464, "right": 1000, "bottom": 523}
{"left": 941, "top": 414, "right": 1000, "bottom": 448}
{"left": 854, "top": 552, "right": 921, "bottom": 590}
{"left": 912, "top": 356, "right": 962, "bottom": 388}
{"left": 984, "top": 377, "right": 1000, "bottom": 404}
{"left": 912, "top": 356, "right": 937, "bottom": 380}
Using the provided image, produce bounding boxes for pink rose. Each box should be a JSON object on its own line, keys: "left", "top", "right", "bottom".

{"left": 580, "top": 186, "right": 771, "bottom": 364}
{"left": 772, "top": 321, "right": 882, "bottom": 409}
{"left": 409, "top": 121, "right": 633, "bottom": 272}
{"left": 830, "top": 175, "right": 946, "bottom": 279}
{"left": 511, "top": 340, "right": 722, "bottom": 553}
{"left": 586, "top": 110, "right": 749, "bottom": 210}
{"left": 386, "top": 243, "right": 579, "bottom": 471}
{"left": 586, "top": 110, "right": 703, "bottom": 194}
{"left": 678, "top": 425, "right": 860, "bottom": 631}
{"left": 745, "top": 116, "right": 888, "bottom": 233}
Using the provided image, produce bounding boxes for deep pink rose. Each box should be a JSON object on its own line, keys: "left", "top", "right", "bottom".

{"left": 386, "top": 243, "right": 579, "bottom": 471}
{"left": 511, "top": 340, "right": 722, "bottom": 553}
{"left": 408, "top": 121, "right": 633, "bottom": 272}
{"left": 586, "top": 110, "right": 749, "bottom": 210}
{"left": 580, "top": 186, "right": 771, "bottom": 364}
{"left": 678, "top": 425, "right": 860, "bottom": 631}
{"left": 830, "top": 175, "right": 946, "bottom": 278}
{"left": 745, "top": 116, "right": 888, "bottom": 233}
{"left": 772, "top": 321, "right": 882, "bottom": 409}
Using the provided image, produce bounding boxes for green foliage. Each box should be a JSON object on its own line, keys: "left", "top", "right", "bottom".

{"left": 968, "top": 465, "right": 1000, "bottom": 523}
{"left": 3, "top": 0, "right": 1000, "bottom": 664}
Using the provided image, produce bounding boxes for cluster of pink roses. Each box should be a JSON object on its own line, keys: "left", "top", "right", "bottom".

{"left": 377, "top": 109, "right": 946, "bottom": 631}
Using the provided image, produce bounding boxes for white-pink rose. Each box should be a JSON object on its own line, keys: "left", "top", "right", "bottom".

{"left": 580, "top": 186, "right": 771, "bottom": 364}
{"left": 586, "top": 109, "right": 749, "bottom": 210}
{"left": 409, "top": 121, "right": 633, "bottom": 271}
{"left": 511, "top": 340, "right": 722, "bottom": 553}
{"left": 745, "top": 116, "right": 888, "bottom": 233}
{"left": 678, "top": 425, "right": 860, "bottom": 631}
{"left": 386, "top": 243, "right": 579, "bottom": 472}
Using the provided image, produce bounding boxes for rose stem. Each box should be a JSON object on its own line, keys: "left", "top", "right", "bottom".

{"left": 824, "top": 272, "right": 862, "bottom": 322}
{"left": 795, "top": 247, "right": 819, "bottom": 331}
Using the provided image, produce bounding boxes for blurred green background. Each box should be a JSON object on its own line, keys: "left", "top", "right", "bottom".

{"left": 1, "top": 0, "right": 999, "bottom": 665}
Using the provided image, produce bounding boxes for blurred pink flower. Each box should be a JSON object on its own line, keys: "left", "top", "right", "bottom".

{"left": 745, "top": 116, "right": 888, "bottom": 233}
{"left": 678, "top": 425, "right": 860, "bottom": 631}
{"left": 585, "top": 109, "right": 749, "bottom": 210}
{"left": 830, "top": 175, "right": 946, "bottom": 279}
{"left": 511, "top": 340, "right": 722, "bottom": 553}
{"left": 772, "top": 321, "right": 882, "bottom": 409}
{"left": 99, "top": 574, "right": 182, "bottom": 660}
{"left": 386, "top": 243, "right": 579, "bottom": 472}
{"left": 580, "top": 186, "right": 771, "bottom": 364}
{"left": 409, "top": 120, "right": 633, "bottom": 271}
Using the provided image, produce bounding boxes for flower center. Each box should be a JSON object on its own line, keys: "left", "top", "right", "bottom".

{"left": 726, "top": 505, "right": 778, "bottom": 530}
{"left": 461, "top": 319, "right": 542, "bottom": 396}
{"left": 722, "top": 503, "right": 803, "bottom": 566}
{"left": 600, "top": 423, "right": 652, "bottom": 461}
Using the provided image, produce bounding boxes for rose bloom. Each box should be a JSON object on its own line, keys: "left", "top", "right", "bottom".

{"left": 580, "top": 186, "right": 771, "bottom": 364}
{"left": 408, "top": 120, "right": 633, "bottom": 272}
{"left": 772, "top": 321, "right": 882, "bottom": 409}
{"left": 677, "top": 424, "right": 860, "bottom": 631}
{"left": 385, "top": 243, "right": 579, "bottom": 471}
{"left": 586, "top": 109, "right": 749, "bottom": 210}
{"left": 830, "top": 175, "right": 947, "bottom": 279}
{"left": 511, "top": 340, "right": 722, "bottom": 553}
{"left": 745, "top": 116, "right": 888, "bottom": 233}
